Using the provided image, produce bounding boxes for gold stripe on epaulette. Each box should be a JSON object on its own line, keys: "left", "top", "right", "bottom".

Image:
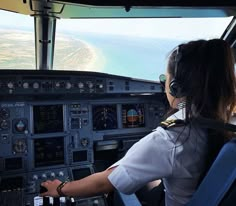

{"left": 159, "top": 119, "right": 185, "bottom": 129}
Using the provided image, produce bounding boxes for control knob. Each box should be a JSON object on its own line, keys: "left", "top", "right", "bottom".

{"left": 7, "top": 82, "right": 14, "bottom": 89}
{"left": 98, "top": 84, "right": 103, "bottom": 89}
{"left": 23, "top": 82, "right": 29, "bottom": 89}
{"left": 58, "top": 171, "right": 64, "bottom": 177}
{"left": 78, "top": 82, "right": 84, "bottom": 89}
{"left": 88, "top": 81, "right": 93, "bottom": 89}
{"left": 55, "top": 82, "right": 60, "bottom": 88}
{"left": 33, "top": 175, "right": 39, "bottom": 180}
{"left": 33, "top": 82, "right": 40, "bottom": 89}
{"left": 50, "top": 172, "right": 56, "bottom": 178}
{"left": 41, "top": 173, "right": 47, "bottom": 179}
{"left": 66, "top": 82, "right": 72, "bottom": 89}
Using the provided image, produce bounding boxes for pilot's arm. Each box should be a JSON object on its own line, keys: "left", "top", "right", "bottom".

{"left": 41, "top": 168, "right": 116, "bottom": 197}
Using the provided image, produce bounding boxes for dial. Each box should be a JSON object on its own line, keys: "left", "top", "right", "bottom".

{"left": 14, "top": 119, "right": 27, "bottom": 132}
{"left": 0, "top": 108, "right": 10, "bottom": 119}
{"left": 0, "top": 119, "right": 9, "bottom": 130}
{"left": 81, "top": 138, "right": 89, "bottom": 147}
{"left": 13, "top": 139, "right": 27, "bottom": 153}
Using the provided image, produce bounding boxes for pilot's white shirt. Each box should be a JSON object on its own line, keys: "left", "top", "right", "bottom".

{"left": 108, "top": 108, "right": 208, "bottom": 206}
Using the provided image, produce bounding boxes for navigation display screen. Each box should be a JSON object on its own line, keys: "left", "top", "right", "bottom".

{"left": 122, "top": 104, "right": 145, "bottom": 128}
{"left": 34, "top": 137, "right": 64, "bottom": 167}
{"left": 33, "top": 105, "right": 64, "bottom": 134}
{"left": 92, "top": 105, "right": 117, "bottom": 130}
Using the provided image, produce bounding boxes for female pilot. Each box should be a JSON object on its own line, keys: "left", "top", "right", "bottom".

{"left": 40, "top": 39, "right": 236, "bottom": 206}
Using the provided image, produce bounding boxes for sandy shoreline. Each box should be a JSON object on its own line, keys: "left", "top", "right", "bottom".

{"left": 54, "top": 34, "right": 105, "bottom": 72}
{"left": 0, "top": 29, "right": 105, "bottom": 71}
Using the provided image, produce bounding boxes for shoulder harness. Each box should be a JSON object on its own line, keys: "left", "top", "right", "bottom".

{"left": 159, "top": 119, "right": 186, "bottom": 129}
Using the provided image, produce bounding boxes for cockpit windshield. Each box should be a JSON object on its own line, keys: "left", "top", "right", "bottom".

{"left": 0, "top": 10, "right": 233, "bottom": 80}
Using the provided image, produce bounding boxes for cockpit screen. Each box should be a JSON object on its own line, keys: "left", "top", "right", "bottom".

{"left": 72, "top": 168, "right": 91, "bottom": 180}
{"left": 34, "top": 137, "right": 64, "bottom": 168}
{"left": 92, "top": 105, "right": 117, "bottom": 130}
{"left": 33, "top": 105, "right": 64, "bottom": 134}
{"left": 122, "top": 104, "right": 145, "bottom": 128}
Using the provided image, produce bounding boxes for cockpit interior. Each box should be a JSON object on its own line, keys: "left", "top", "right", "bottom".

{"left": 0, "top": 1, "right": 236, "bottom": 206}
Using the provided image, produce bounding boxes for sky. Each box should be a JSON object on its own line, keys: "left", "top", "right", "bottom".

{"left": 0, "top": 9, "right": 233, "bottom": 40}
{"left": 57, "top": 17, "right": 233, "bottom": 40}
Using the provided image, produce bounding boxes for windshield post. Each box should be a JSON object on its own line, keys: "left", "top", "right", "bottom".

{"left": 34, "top": 15, "right": 56, "bottom": 70}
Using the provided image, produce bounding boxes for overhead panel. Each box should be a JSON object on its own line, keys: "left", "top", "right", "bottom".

{"left": 31, "top": 0, "right": 64, "bottom": 15}
{"left": 0, "top": 0, "right": 236, "bottom": 18}
{"left": 50, "top": 0, "right": 236, "bottom": 7}
{"left": 0, "top": 0, "right": 31, "bottom": 15}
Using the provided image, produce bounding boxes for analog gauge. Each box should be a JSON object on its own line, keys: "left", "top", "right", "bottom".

{"left": 92, "top": 105, "right": 117, "bottom": 130}
{"left": 0, "top": 108, "right": 10, "bottom": 119}
{"left": 81, "top": 138, "right": 89, "bottom": 147}
{"left": 14, "top": 119, "right": 27, "bottom": 133}
{"left": 13, "top": 139, "right": 27, "bottom": 153}
{"left": 0, "top": 119, "right": 9, "bottom": 130}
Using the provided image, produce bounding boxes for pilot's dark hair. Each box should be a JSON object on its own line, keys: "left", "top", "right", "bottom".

{"left": 167, "top": 39, "right": 236, "bottom": 123}
{"left": 167, "top": 39, "right": 236, "bottom": 177}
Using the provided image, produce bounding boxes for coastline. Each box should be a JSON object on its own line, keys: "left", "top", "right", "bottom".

{"left": 54, "top": 34, "right": 105, "bottom": 72}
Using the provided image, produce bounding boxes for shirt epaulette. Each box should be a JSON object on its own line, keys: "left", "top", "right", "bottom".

{"left": 159, "top": 119, "right": 186, "bottom": 129}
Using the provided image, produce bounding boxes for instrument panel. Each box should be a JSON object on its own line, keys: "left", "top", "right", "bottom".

{"left": 0, "top": 70, "right": 168, "bottom": 206}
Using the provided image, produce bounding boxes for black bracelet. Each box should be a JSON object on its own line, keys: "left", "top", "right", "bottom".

{"left": 56, "top": 181, "right": 68, "bottom": 197}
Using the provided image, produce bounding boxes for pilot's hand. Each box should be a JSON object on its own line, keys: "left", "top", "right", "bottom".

{"left": 40, "top": 179, "right": 62, "bottom": 197}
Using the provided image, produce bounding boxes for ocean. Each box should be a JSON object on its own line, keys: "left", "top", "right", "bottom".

{"left": 73, "top": 32, "right": 184, "bottom": 81}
